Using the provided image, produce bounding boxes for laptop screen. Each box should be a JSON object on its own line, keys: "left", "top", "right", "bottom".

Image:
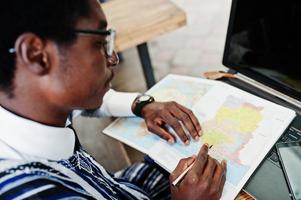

{"left": 223, "top": 0, "right": 301, "bottom": 101}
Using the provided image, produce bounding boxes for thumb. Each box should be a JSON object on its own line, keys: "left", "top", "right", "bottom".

{"left": 170, "top": 156, "right": 196, "bottom": 182}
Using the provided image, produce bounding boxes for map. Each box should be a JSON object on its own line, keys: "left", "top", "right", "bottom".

{"left": 147, "top": 75, "right": 213, "bottom": 108}
{"left": 103, "top": 74, "right": 296, "bottom": 200}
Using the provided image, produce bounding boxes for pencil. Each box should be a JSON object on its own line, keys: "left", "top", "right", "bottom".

{"left": 171, "top": 162, "right": 194, "bottom": 186}
{"left": 171, "top": 145, "right": 213, "bottom": 186}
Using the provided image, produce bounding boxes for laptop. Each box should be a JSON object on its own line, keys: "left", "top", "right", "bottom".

{"left": 222, "top": 0, "right": 301, "bottom": 199}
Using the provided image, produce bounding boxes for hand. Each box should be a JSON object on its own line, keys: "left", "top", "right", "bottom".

{"left": 141, "top": 101, "right": 202, "bottom": 144}
{"left": 170, "top": 144, "right": 227, "bottom": 200}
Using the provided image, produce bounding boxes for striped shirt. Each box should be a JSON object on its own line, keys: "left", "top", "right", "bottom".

{"left": 0, "top": 149, "right": 153, "bottom": 199}
{"left": 0, "top": 105, "right": 170, "bottom": 199}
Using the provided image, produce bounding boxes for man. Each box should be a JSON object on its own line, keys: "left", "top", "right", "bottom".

{"left": 0, "top": 0, "right": 226, "bottom": 199}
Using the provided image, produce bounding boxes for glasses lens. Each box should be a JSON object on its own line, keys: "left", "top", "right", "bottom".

{"left": 107, "top": 51, "right": 119, "bottom": 67}
{"left": 106, "top": 30, "right": 116, "bottom": 56}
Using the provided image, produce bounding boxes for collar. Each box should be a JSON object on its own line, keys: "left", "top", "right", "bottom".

{"left": 0, "top": 106, "right": 75, "bottom": 161}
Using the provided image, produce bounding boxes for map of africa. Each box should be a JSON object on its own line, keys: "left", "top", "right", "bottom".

{"left": 104, "top": 74, "right": 295, "bottom": 200}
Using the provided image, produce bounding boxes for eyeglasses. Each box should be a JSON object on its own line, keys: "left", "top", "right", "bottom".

{"left": 8, "top": 28, "right": 119, "bottom": 66}
{"left": 75, "top": 28, "right": 119, "bottom": 66}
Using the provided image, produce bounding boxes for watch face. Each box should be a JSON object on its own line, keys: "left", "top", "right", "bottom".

{"left": 139, "top": 95, "right": 152, "bottom": 102}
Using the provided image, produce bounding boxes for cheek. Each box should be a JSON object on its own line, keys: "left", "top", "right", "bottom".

{"left": 49, "top": 51, "right": 108, "bottom": 108}
{"left": 72, "top": 52, "right": 106, "bottom": 85}
{"left": 91, "top": 55, "right": 109, "bottom": 85}
{"left": 77, "top": 58, "right": 109, "bottom": 98}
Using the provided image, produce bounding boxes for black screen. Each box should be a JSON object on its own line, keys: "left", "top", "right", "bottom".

{"left": 223, "top": 0, "right": 301, "bottom": 101}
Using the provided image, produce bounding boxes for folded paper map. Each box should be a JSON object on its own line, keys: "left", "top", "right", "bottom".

{"left": 103, "top": 74, "right": 296, "bottom": 200}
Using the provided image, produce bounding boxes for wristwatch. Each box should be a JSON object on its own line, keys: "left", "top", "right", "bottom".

{"left": 133, "top": 94, "right": 155, "bottom": 117}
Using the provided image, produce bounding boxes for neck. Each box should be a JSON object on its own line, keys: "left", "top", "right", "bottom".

{"left": 0, "top": 92, "right": 69, "bottom": 127}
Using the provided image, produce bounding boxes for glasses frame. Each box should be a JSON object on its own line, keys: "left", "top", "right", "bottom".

{"left": 74, "top": 28, "right": 116, "bottom": 57}
{"left": 7, "top": 30, "right": 112, "bottom": 53}
{"left": 8, "top": 29, "right": 119, "bottom": 66}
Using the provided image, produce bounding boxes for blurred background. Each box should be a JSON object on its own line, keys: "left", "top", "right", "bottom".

{"left": 74, "top": 0, "right": 231, "bottom": 172}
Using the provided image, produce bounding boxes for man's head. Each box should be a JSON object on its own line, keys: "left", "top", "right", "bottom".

{"left": 0, "top": 0, "right": 116, "bottom": 123}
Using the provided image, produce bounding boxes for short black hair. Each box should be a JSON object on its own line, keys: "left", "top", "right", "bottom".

{"left": 0, "top": 0, "right": 92, "bottom": 92}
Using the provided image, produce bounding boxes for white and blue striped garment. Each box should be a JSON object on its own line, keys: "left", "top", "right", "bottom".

{"left": 0, "top": 149, "right": 171, "bottom": 200}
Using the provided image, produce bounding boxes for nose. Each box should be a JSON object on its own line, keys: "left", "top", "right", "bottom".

{"left": 106, "top": 51, "right": 119, "bottom": 67}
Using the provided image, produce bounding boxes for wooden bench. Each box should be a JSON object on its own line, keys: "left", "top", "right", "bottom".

{"left": 102, "top": 0, "right": 187, "bottom": 88}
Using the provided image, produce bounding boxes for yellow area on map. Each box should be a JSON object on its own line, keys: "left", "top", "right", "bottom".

{"left": 202, "top": 130, "right": 233, "bottom": 145}
{"left": 216, "top": 106, "right": 262, "bottom": 133}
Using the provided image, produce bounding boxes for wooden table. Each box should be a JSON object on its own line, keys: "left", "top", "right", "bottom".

{"left": 236, "top": 191, "right": 255, "bottom": 200}
{"left": 102, "top": 0, "right": 186, "bottom": 88}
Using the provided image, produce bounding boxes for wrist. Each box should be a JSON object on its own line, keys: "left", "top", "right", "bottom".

{"left": 140, "top": 103, "right": 152, "bottom": 117}
{"left": 132, "top": 94, "right": 155, "bottom": 117}
{"left": 131, "top": 96, "right": 139, "bottom": 114}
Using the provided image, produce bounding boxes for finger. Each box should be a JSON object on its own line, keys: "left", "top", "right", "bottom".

{"left": 175, "top": 103, "right": 202, "bottom": 136}
{"left": 147, "top": 121, "right": 176, "bottom": 144}
{"left": 222, "top": 160, "right": 227, "bottom": 175}
{"left": 169, "top": 156, "right": 196, "bottom": 182}
{"left": 163, "top": 112, "right": 189, "bottom": 145}
{"left": 212, "top": 160, "right": 226, "bottom": 187}
{"left": 218, "top": 175, "right": 226, "bottom": 198}
{"left": 191, "top": 144, "right": 209, "bottom": 176}
{"left": 220, "top": 160, "right": 227, "bottom": 184}
{"left": 170, "top": 107, "right": 199, "bottom": 141}
{"left": 202, "top": 157, "right": 217, "bottom": 180}
{"left": 219, "top": 170, "right": 226, "bottom": 191}
{"left": 218, "top": 161, "right": 227, "bottom": 197}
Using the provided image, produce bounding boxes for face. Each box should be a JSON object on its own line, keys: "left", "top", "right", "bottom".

{"left": 48, "top": 0, "right": 114, "bottom": 110}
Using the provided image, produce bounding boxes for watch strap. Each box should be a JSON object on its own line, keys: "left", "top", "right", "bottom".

{"left": 133, "top": 95, "right": 155, "bottom": 117}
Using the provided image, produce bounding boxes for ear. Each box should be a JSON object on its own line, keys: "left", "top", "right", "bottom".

{"left": 14, "top": 33, "right": 51, "bottom": 75}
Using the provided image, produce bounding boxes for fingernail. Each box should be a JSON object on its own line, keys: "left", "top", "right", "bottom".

{"left": 198, "top": 130, "right": 203, "bottom": 136}
{"left": 168, "top": 139, "right": 175, "bottom": 144}
{"left": 204, "top": 143, "right": 209, "bottom": 147}
{"left": 185, "top": 140, "right": 190, "bottom": 145}
{"left": 194, "top": 136, "right": 200, "bottom": 141}
{"left": 222, "top": 160, "right": 227, "bottom": 166}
